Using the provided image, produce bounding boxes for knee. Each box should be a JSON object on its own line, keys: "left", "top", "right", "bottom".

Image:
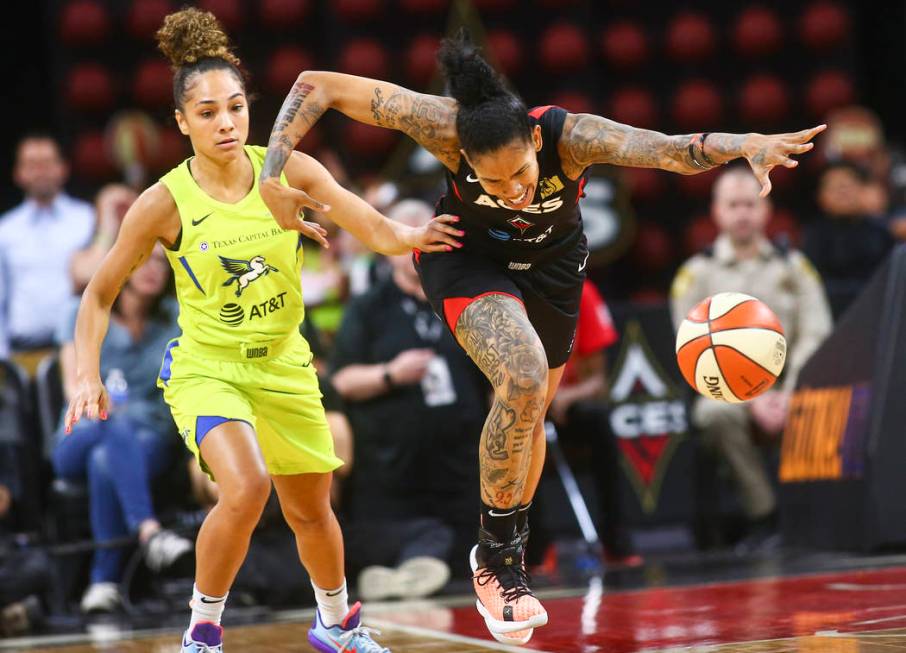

{"left": 87, "top": 445, "right": 111, "bottom": 479}
{"left": 282, "top": 496, "right": 334, "bottom": 535}
{"left": 218, "top": 472, "right": 271, "bottom": 522}
{"left": 501, "top": 344, "right": 548, "bottom": 402}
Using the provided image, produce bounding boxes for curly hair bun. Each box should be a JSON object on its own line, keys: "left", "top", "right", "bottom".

{"left": 156, "top": 7, "right": 240, "bottom": 70}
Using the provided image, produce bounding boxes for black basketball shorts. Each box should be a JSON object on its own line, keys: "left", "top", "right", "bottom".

{"left": 414, "top": 240, "right": 587, "bottom": 369}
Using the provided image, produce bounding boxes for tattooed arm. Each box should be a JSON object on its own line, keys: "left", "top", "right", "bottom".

{"left": 261, "top": 71, "right": 459, "bottom": 181}
{"left": 65, "top": 184, "right": 178, "bottom": 432}
{"left": 260, "top": 71, "right": 460, "bottom": 232}
{"left": 559, "top": 113, "right": 826, "bottom": 196}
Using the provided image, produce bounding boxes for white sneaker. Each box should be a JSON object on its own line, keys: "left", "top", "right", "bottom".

{"left": 143, "top": 529, "right": 194, "bottom": 573}
{"left": 358, "top": 556, "right": 450, "bottom": 601}
{"left": 80, "top": 582, "right": 121, "bottom": 613}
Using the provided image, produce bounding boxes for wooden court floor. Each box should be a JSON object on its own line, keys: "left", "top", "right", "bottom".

{"left": 7, "top": 567, "right": 906, "bottom": 652}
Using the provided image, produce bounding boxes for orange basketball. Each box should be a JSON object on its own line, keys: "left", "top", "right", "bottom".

{"left": 675, "top": 292, "right": 786, "bottom": 402}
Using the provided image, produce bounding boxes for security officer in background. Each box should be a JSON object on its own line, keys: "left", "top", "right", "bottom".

{"left": 670, "top": 166, "right": 833, "bottom": 554}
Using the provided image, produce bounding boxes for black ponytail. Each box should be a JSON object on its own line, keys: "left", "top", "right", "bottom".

{"left": 437, "top": 29, "right": 531, "bottom": 157}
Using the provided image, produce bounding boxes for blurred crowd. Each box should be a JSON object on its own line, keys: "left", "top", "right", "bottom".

{"left": 0, "top": 103, "right": 903, "bottom": 635}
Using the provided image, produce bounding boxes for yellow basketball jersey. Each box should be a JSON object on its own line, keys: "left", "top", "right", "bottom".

{"left": 159, "top": 145, "right": 305, "bottom": 351}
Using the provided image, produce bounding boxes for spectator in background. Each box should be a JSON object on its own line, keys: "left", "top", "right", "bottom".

{"left": 330, "top": 199, "right": 487, "bottom": 601}
{"left": 70, "top": 183, "right": 138, "bottom": 292}
{"left": 0, "top": 134, "right": 94, "bottom": 368}
{"left": 545, "top": 280, "right": 642, "bottom": 568}
{"left": 803, "top": 162, "right": 895, "bottom": 319}
{"left": 52, "top": 245, "right": 191, "bottom": 613}
{"left": 671, "top": 166, "right": 832, "bottom": 554}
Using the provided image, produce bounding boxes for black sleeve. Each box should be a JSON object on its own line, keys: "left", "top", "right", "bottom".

{"left": 329, "top": 295, "right": 375, "bottom": 373}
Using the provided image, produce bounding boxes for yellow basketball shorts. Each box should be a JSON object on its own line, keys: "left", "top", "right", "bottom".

{"left": 156, "top": 334, "right": 342, "bottom": 479}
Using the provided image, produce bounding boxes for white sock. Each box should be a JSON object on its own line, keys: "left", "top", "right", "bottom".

{"left": 312, "top": 579, "right": 349, "bottom": 627}
{"left": 189, "top": 584, "right": 228, "bottom": 630}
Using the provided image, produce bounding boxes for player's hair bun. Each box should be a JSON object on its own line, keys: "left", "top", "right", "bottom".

{"left": 437, "top": 28, "right": 509, "bottom": 108}
{"left": 156, "top": 7, "right": 240, "bottom": 70}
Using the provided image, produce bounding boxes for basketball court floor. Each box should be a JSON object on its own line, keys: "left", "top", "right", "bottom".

{"left": 6, "top": 553, "right": 906, "bottom": 652}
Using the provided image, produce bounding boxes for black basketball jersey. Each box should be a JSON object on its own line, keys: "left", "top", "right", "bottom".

{"left": 437, "top": 105, "right": 588, "bottom": 268}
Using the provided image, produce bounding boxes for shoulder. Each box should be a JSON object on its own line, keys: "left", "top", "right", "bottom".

{"left": 787, "top": 249, "right": 822, "bottom": 281}
{"left": 671, "top": 255, "right": 709, "bottom": 296}
{"left": 120, "top": 183, "right": 179, "bottom": 239}
{"left": 0, "top": 202, "right": 27, "bottom": 236}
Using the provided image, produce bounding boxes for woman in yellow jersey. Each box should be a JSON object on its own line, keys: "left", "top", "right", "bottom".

{"left": 62, "top": 9, "right": 461, "bottom": 653}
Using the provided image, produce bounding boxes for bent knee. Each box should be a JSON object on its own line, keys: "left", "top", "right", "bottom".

{"left": 218, "top": 472, "right": 271, "bottom": 517}
{"left": 503, "top": 344, "right": 548, "bottom": 398}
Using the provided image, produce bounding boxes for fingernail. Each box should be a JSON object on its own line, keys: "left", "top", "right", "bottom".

{"left": 446, "top": 245, "right": 452, "bottom": 251}
{"left": 453, "top": 216, "right": 460, "bottom": 222}
{"left": 458, "top": 230, "right": 465, "bottom": 236}
{"left": 456, "top": 242, "right": 463, "bottom": 248}
{"left": 65, "top": 426, "right": 71, "bottom": 434}
{"left": 100, "top": 410, "right": 107, "bottom": 420}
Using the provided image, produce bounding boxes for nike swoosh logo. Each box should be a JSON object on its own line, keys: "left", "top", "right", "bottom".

{"left": 487, "top": 508, "right": 517, "bottom": 517}
{"left": 327, "top": 635, "right": 357, "bottom": 653}
{"left": 192, "top": 213, "right": 212, "bottom": 226}
{"left": 578, "top": 251, "right": 590, "bottom": 272}
{"left": 466, "top": 174, "right": 479, "bottom": 183}
{"left": 325, "top": 589, "right": 344, "bottom": 597}
{"left": 199, "top": 596, "right": 224, "bottom": 604}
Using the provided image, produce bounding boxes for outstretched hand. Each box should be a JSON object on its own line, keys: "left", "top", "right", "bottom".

{"left": 63, "top": 376, "right": 109, "bottom": 435}
{"left": 409, "top": 214, "right": 464, "bottom": 253}
{"left": 743, "top": 124, "right": 827, "bottom": 197}
{"left": 260, "top": 177, "right": 331, "bottom": 248}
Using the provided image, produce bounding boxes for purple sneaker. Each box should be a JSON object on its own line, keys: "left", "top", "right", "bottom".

{"left": 308, "top": 602, "right": 389, "bottom": 652}
{"left": 181, "top": 621, "right": 223, "bottom": 652}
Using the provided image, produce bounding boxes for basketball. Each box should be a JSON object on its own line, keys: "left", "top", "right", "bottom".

{"left": 675, "top": 292, "right": 786, "bottom": 402}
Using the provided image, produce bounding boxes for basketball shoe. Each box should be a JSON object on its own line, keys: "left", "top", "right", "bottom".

{"left": 471, "top": 528, "right": 547, "bottom": 645}
{"left": 308, "top": 601, "right": 390, "bottom": 653}
{"left": 180, "top": 621, "right": 223, "bottom": 652}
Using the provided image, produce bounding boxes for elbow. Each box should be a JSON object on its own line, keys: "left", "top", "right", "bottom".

{"left": 297, "top": 70, "right": 332, "bottom": 107}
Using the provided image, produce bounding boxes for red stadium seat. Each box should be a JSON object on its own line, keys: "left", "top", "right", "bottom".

{"left": 665, "top": 11, "right": 717, "bottom": 63}
{"left": 738, "top": 74, "right": 790, "bottom": 126}
{"left": 197, "top": 0, "right": 244, "bottom": 31}
{"left": 622, "top": 168, "right": 666, "bottom": 203}
{"left": 344, "top": 122, "right": 397, "bottom": 157}
{"left": 631, "top": 221, "right": 674, "bottom": 272}
{"left": 153, "top": 127, "right": 189, "bottom": 171}
{"left": 65, "top": 63, "right": 115, "bottom": 112}
{"left": 677, "top": 167, "right": 719, "bottom": 199}
{"left": 799, "top": 0, "right": 850, "bottom": 51}
{"left": 73, "top": 131, "right": 116, "bottom": 181}
{"left": 128, "top": 0, "right": 174, "bottom": 41}
{"left": 767, "top": 207, "right": 801, "bottom": 246}
{"left": 550, "top": 91, "right": 593, "bottom": 115}
{"left": 486, "top": 29, "right": 523, "bottom": 77}
{"left": 399, "top": 0, "right": 449, "bottom": 14}
{"left": 260, "top": 0, "right": 311, "bottom": 30}
{"left": 335, "top": 0, "right": 383, "bottom": 22}
{"left": 265, "top": 46, "right": 315, "bottom": 95}
{"left": 671, "top": 79, "right": 722, "bottom": 130}
{"left": 133, "top": 59, "right": 173, "bottom": 109}
{"left": 805, "top": 70, "right": 855, "bottom": 119}
{"left": 600, "top": 20, "right": 649, "bottom": 70}
{"left": 609, "top": 87, "right": 658, "bottom": 130}
{"left": 405, "top": 34, "right": 441, "bottom": 87}
{"left": 683, "top": 213, "right": 719, "bottom": 256}
{"left": 59, "top": 0, "right": 111, "bottom": 47}
{"left": 539, "top": 23, "right": 590, "bottom": 74}
{"left": 338, "top": 39, "right": 389, "bottom": 79}
{"left": 733, "top": 5, "right": 783, "bottom": 58}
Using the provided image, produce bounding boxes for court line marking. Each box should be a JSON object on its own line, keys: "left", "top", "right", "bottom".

{"left": 367, "top": 616, "right": 557, "bottom": 653}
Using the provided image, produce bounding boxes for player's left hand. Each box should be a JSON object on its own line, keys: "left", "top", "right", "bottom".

{"left": 410, "top": 214, "right": 464, "bottom": 253}
{"left": 260, "top": 177, "right": 331, "bottom": 248}
{"left": 744, "top": 124, "right": 827, "bottom": 197}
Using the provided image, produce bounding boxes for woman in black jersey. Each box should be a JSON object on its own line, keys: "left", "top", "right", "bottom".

{"left": 258, "top": 31, "right": 824, "bottom": 644}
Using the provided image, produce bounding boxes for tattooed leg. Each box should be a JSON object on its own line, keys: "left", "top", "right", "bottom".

{"left": 455, "top": 295, "right": 549, "bottom": 509}
{"left": 521, "top": 365, "right": 566, "bottom": 505}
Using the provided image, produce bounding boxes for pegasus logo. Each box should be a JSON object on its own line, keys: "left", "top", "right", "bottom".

{"left": 219, "top": 255, "right": 279, "bottom": 297}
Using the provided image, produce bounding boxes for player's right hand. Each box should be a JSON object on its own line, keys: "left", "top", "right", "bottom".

{"left": 64, "top": 376, "right": 110, "bottom": 434}
{"left": 260, "top": 177, "right": 332, "bottom": 247}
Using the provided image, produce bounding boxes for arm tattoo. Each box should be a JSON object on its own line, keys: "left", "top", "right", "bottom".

{"left": 261, "top": 80, "right": 326, "bottom": 180}
{"left": 563, "top": 113, "right": 751, "bottom": 177}
{"left": 369, "top": 87, "right": 461, "bottom": 170}
{"left": 455, "top": 295, "right": 547, "bottom": 507}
